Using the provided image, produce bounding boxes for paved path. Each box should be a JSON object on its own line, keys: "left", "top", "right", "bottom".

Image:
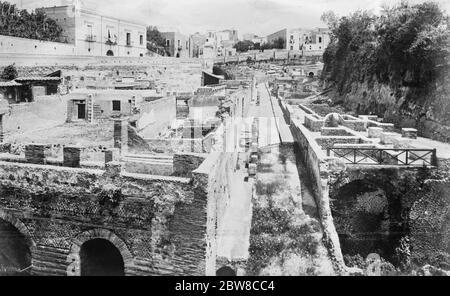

{"left": 216, "top": 82, "right": 296, "bottom": 261}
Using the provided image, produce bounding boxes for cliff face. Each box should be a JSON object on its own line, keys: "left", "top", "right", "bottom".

{"left": 325, "top": 68, "right": 450, "bottom": 142}
{"left": 320, "top": 2, "right": 450, "bottom": 143}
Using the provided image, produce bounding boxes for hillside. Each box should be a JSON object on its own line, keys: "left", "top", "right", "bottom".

{"left": 321, "top": 2, "right": 450, "bottom": 142}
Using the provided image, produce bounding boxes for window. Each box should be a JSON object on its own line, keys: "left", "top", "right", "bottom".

{"left": 319, "top": 37, "right": 322, "bottom": 43}
{"left": 178, "top": 40, "right": 181, "bottom": 47}
{"left": 126, "top": 33, "right": 131, "bottom": 46}
{"left": 140, "top": 35, "right": 143, "bottom": 45}
{"left": 112, "top": 100, "right": 121, "bottom": 111}
{"left": 166, "top": 39, "right": 170, "bottom": 47}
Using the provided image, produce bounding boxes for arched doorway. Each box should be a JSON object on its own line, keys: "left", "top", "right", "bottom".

{"left": 216, "top": 266, "right": 236, "bottom": 276}
{"left": 80, "top": 238, "right": 124, "bottom": 276}
{"left": 0, "top": 219, "right": 31, "bottom": 275}
{"left": 308, "top": 72, "right": 314, "bottom": 78}
{"left": 106, "top": 50, "right": 114, "bottom": 56}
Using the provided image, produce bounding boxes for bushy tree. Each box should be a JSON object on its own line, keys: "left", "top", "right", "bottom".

{"left": 0, "top": 1, "right": 63, "bottom": 42}
{"left": 1, "top": 64, "right": 18, "bottom": 81}
{"left": 321, "top": 1, "right": 450, "bottom": 94}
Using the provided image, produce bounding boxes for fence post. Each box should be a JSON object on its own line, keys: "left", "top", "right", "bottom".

{"left": 431, "top": 148, "right": 438, "bottom": 167}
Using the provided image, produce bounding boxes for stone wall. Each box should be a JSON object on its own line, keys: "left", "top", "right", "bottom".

{"left": 192, "top": 150, "right": 239, "bottom": 275}
{"left": 0, "top": 157, "right": 211, "bottom": 275}
{"left": 278, "top": 98, "right": 346, "bottom": 274}
{"left": 173, "top": 153, "right": 207, "bottom": 178}
{"left": 3, "top": 96, "right": 67, "bottom": 140}
{"left": 0, "top": 35, "right": 76, "bottom": 56}
{"left": 137, "top": 97, "right": 176, "bottom": 139}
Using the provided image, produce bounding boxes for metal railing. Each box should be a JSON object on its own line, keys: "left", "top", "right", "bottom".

{"left": 326, "top": 147, "right": 438, "bottom": 167}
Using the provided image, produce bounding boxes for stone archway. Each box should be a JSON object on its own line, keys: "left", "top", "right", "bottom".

{"left": 106, "top": 50, "right": 114, "bottom": 56}
{"left": 0, "top": 211, "right": 35, "bottom": 275}
{"left": 66, "top": 229, "right": 133, "bottom": 276}
{"left": 330, "top": 178, "right": 395, "bottom": 264}
{"left": 80, "top": 238, "right": 124, "bottom": 276}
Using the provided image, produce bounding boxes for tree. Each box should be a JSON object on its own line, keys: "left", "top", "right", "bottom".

{"left": 273, "top": 37, "right": 285, "bottom": 49}
{"left": 146, "top": 26, "right": 166, "bottom": 47}
{"left": 234, "top": 40, "right": 255, "bottom": 52}
{"left": 1, "top": 64, "right": 18, "bottom": 81}
{"left": 0, "top": 1, "right": 63, "bottom": 42}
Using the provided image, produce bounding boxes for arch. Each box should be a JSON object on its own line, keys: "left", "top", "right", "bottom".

{"left": 308, "top": 72, "right": 315, "bottom": 78}
{"left": 67, "top": 229, "right": 133, "bottom": 276}
{"left": 0, "top": 211, "right": 34, "bottom": 275}
{"left": 106, "top": 50, "right": 114, "bottom": 56}
{"left": 80, "top": 238, "right": 124, "bottom": 276}
{"left": 216, "top": 266, "right": 236, "bottom": 276}
{"left": 0, "top": 210, "right": 35, "bottom": 248}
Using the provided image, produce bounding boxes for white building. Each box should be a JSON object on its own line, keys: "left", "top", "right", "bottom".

{"left": 267, "top": 28, "right": 331, "bottom": 54}
{"left": 38, "top": 3, "right": 147, "bottom": 57}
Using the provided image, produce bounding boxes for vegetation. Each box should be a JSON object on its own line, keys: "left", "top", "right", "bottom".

{"left": 234, "top": 40, "right": 256, "bottom": 52}
{"left": 1, "top": 64, "right": 18, "bottom": 81}
{"left": 321, "top": 1, "right": 450, "bottom": 96}
{"left": 261, "top": 37, "right": 285, "bottom": 50}
{"left": 0, "top": 1, "right": 64, "bottom": 42}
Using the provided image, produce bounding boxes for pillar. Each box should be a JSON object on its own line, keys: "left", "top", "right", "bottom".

{"left": 113, "top": 120, "right": 128, "bottom": 152}
{"left": 0, "top": 115, "right": 3, "bottom": 142}
{"left": 25, "top": 144, "right": 45, "bottom": 164}
{"left": 104, "top": 148, "right": 120, "bottom": 164}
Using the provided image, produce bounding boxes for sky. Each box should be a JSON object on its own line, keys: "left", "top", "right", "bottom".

{"left": 10, "top": 0, "right": 450, "bottom": 37}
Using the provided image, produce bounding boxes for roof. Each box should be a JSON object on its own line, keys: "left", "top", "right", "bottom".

{"left": 15, "top": 77, "right": 61, "bottom": 82}
{"left": 0, "top": 81, "right": 22, "bottom": 87}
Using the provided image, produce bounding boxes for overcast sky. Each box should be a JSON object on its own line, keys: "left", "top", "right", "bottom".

{"left": 11, "top": 0, "right": 450, "bottom": 36}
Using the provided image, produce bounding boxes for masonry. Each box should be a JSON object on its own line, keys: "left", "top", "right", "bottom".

{"left": 277, "top": 92, "right": 448, "bottom": 273}
{"left": 0, "top": 140, "right": 221, "bottom": 275}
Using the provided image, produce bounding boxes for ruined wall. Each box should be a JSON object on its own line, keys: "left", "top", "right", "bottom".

{"left": 192, "top": 150, "right": 238, "bottom": 275}
{"left": 278, "top": 98, "right": 346, "bottom": 274}
{"left": 0, "top": 35, "right": 76, "bottom": 56}
{"left": 138, "top": 97, "right": 176, "bottom": 139}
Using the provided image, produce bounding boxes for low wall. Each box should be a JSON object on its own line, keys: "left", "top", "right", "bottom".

{"left": 0, "top": 35, "right": 75, "bottom": 56}
{"left": 173, "top": 153, "right": 207, "bottom": 177}
{"left": 193, "top": 150, "right": 238, "bottom": 275}
{"left": 0, "top": 156, "right": 212, "bottom": 275}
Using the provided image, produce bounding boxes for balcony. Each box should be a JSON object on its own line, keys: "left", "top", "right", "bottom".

{"left": 85, "top": 35, "right": 96, "bottom": 42}
{"left": 105, "top": 38, "right": 117, "bottom": 46}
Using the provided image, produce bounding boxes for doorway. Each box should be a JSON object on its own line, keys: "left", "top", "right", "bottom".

{"left": 77, "top": 103, "right": 86, "bottom": 119}
{"left": 80, "top": 238, "right": 124, "bottom": 276}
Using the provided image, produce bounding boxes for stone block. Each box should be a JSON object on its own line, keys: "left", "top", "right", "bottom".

{"left": 402, "top": 128, "right": 418, "bottom": 139}
{"left": 368, "top": 127, "right": 383, "bottom": 138}
{"left": 380, "top": 132, "right": 400, "bottom": 145}
{"left": 63, "top": 146, "right": 81, "bottom": 168}
{"left": 248, "top": 163, "right": 257, "bottom": 176}
{"left": 25, "top": 144, "right": 45, "bottom": 164}
{"left": 392, "top": 138, "right": 413, "bottom": 149}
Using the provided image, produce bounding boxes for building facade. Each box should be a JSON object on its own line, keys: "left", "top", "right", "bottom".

{"left": 38, "top": 4, "right": 147, "bottom": 57}
{"left": 267, "top": 28, "right": 331, "bottom": 54}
